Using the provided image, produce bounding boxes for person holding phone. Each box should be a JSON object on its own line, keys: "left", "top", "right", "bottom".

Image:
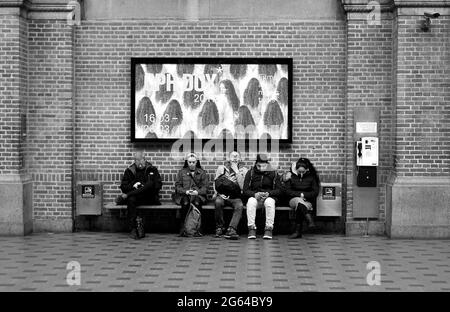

{"left": 242, "top": 154, "right": 282, "bottom": 240}
{"left": 119, "top": 151, "right": 162, "bottom": 239}
{"left": 173, "top": 153, "right": 209, "bottom": 235}
{"left": 284, "top": 157, "right": 320, "bottom": 238}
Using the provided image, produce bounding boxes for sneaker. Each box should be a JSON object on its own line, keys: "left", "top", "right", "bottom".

{"left": 129, "top": 228, "right": 138, "bottom": 240}
{"left": 224, "top": 227, "right": 239, "bottom": 240}
{"left": 263, "top": 227, "right": 273, "bottom": 240}
{"left": 215, "top": 227, "right": 224, "bottom": 237}
{"left": 248, "top": 227, "right": 256, "bottom": 239}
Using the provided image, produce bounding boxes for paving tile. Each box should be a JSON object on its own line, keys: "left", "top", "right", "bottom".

{"left": 0, "top": 233, "right": 449, "bottom": 291}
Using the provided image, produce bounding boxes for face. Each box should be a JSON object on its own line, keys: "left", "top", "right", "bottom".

{"left": 135, "top": 155, "right": 146, "bottom": 170}
{"left": 228, "top": 151, "right": 240, "bottom": 163}
{"left": 256, "top": 162, "right": 268, "bottom": 171}
{"left": 187, "top": 156, "right": 197, "bottom": 170}
{"left": 297, "top": 166, "right": 308, "bottom": 175}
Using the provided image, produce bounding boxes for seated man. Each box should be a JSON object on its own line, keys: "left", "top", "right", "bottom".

{"left": 243, "top": 154, "right": 281, "bottom": 240}
{"left": 173, "top": 153, "right": 209, "bottom": 237}
{"left": 213, "top": 151, "right": 248, "bottom": 240}
{"left": 119, "top": 151, "right": 162, "bottom": 239}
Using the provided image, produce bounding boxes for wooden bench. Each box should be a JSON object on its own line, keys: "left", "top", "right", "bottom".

{"left": 105, "top": 202, "right": 291, "bottom": 211}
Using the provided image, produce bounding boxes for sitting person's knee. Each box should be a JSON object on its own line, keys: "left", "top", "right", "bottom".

{"left": 215, "top": 196, "right": 224, "bottom": 206}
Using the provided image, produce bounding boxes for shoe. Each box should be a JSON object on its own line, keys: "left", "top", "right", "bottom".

{"left": 263, "top": 227, "right": 273, "bottom": 240}
{"left": 248, "top": 226, "right": 256, "bottom": 239}
{"left": 129, "top": 228, "right": 138, "bottom": 240}
{"left": 289, "top": 224, "right": 303, "bottom": 239}
{"left": 224, "top": 227, "right": 239, "bottom": 240}
{"left": 215, "top": 227, "right": 224, "bottom": 237}
{"left": 136, "top": 217, "right": 145, "bottom": 239}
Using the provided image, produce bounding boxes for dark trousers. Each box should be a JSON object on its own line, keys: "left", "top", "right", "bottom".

{"left": 179, "top": 194, "right": 203, "bottom": 223}
{"left": 214, "top": 197, "right": 243, "bottom": 230}
{"left": 126, "top": 193, "right": 152, "bottom": 231}
{"left": 294, "top": 203, "right": 307, "bottom": 224}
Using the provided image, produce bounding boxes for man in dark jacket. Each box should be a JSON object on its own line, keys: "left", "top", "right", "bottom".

{"left": 242, "top": 154, "right": 281, "bottom": 240}
{"left": 119, "top": 152, "right": 162, "bottom": 239}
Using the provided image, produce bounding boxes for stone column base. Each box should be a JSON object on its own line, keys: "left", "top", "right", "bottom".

{"left": 0, "top": 174, "right": 33, "bottom": 236}
{"left": 388, "top": 176, "right": 450, "bottom": 239}
{"left": 34, "top": 218, "right": 73, "bottom": 233}
{"left": 345, "top": 220, "right": 385, "bottom": 236}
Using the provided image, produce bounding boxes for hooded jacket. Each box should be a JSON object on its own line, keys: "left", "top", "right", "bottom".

{"left": 242, "top": 163, "right": 282, "bottom": 202}
{"left": 283, "top": 168, "right": 319, "bottom": 204}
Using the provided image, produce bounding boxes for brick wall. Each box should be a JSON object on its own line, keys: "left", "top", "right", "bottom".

{"left": 395, "top": 15, "right": 450, "bottom": 176}
{"left": 74, "top": 21, "right": 347, "bottom": 209}
{"left": 0, "top": 13, "right": 22, "bottom": 174}
{"left": 27, "top": 20, "right": 74, "bottom": 224}
{"left": 345, "top": 13, "right": 394, "bottom": 221}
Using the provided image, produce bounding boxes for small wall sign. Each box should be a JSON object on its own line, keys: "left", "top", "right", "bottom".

{"left": 322, "top": 186, "right": 336, "bottom": 200}
{"left": 81, "top": 185, "right": 95, "bottom": 198}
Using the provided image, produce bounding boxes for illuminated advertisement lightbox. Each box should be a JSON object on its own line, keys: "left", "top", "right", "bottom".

{"left": 131, "top": 58, "right": 292, "bottom": 143}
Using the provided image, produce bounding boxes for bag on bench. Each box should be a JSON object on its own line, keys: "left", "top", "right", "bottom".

{"left": 180, "top": 203, "right": 202, "bottom": 237}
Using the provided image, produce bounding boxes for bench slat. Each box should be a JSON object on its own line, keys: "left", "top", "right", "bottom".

{"left": 104, "top": 203, "right": 291, "bottom": 211}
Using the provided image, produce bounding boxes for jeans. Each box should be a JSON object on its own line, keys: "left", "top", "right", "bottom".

{"left": 246, "top": 196, "right": 276, "bottom": 229}
{"left": 214, "top": 197, "right": 243, "bottom": 230}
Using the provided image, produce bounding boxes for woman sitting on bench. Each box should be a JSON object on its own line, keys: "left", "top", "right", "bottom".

{"left": 173, "top": 153, "right": 209, "bottom": 236}
{"left": 284, "top": 157, "right": 320, "bottom": 239}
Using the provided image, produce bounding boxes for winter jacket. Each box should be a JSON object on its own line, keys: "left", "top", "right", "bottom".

{"left": 120, "top": 162, "right": 162, "bottom": 204}
{"left": 283, "top": 170, "right": 319, "bottom": 204}
{"left": 242, "top": 165, "right": 282, "bottom": 202}
{"left": 174, "top": 167, "right": 209, "bottom": 204}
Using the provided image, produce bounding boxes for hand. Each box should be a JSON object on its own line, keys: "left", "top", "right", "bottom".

{"left": 219, "top": 194, "right": 229, "bottom": 200}
{"left": 284, "top": 172, "right": 292, "bottom": 181}
{"left": 260, "top": 192, "right": 269, "bottom": 200}
{"left": 121, "top": 193, "right": 128, "bottom": 199}
{"left": 255, "top": 192, "right": 264, "bottom": 201}
{"left": 133, "top": 182, "right": 142, "bottom": 189}
{"left": 190, "top": 190, "right": 198, "bottom": 196}
{"left": 300, "top": 193, "right": 305, "bottom": 198}
{"left": 186, "top": 190, "right": 192, "bottom": 195}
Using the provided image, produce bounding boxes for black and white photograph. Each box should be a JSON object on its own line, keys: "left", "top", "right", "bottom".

{"left": 0, "top": 0, "right": 449, "bottom": 303}
{"left": 132, "top": 58, "right": 292, "bottom": 142}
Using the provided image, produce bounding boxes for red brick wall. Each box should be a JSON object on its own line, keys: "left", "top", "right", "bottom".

{"left": 395, "top": 15, "right": 450, "bottom": 176}
{"left": 74, "top": 21, "right": 347, "bottom": 206}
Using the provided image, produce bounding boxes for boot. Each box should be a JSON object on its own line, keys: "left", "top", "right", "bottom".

{"left": 129, "top": 228, "right": 138, "bottom": 240}
{"left": 305, "top": 213, "right": 317, "bottom": 230}
{"left": 289, "top": 223, "right": 303, "bottom": 239}
{"left": 136, "top": 216, "right": 145, "bottom": 239}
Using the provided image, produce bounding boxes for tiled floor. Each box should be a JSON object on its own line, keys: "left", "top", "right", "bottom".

{"left": 0, "top": 232, "right": 449, "bottom": 292}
